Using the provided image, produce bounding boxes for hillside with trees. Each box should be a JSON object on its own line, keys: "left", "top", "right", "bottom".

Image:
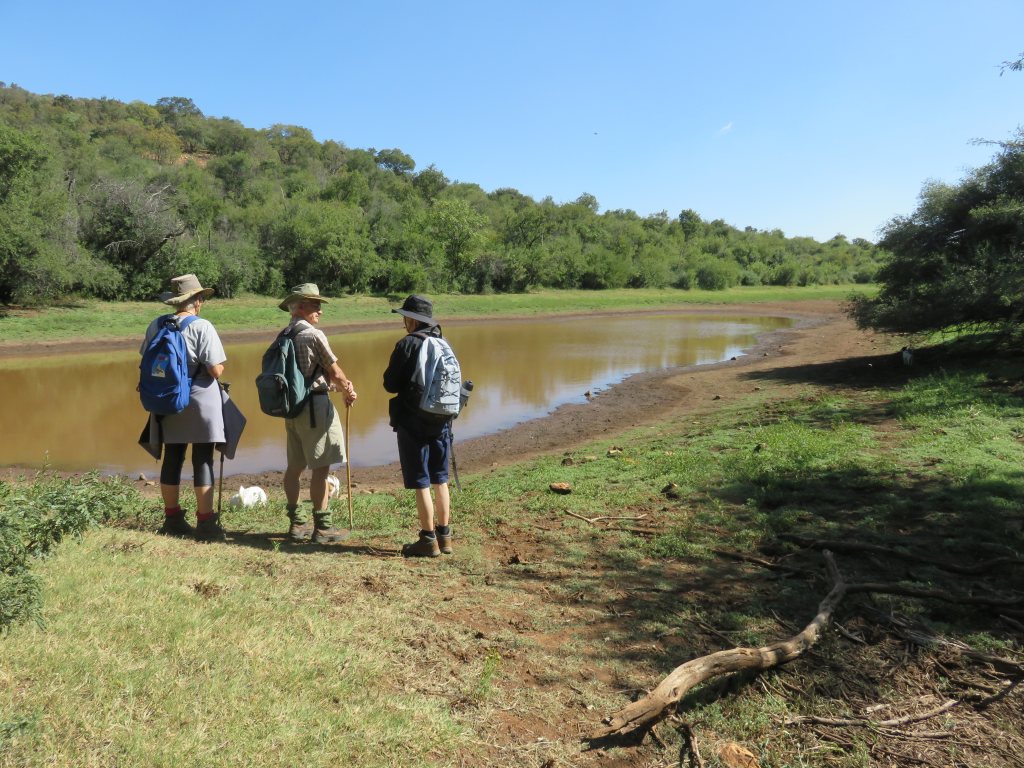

{"left": 0, "top": 84, "right": 883, "bottom": 305}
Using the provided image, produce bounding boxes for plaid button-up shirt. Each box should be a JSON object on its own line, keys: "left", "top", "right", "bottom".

{"left": 285, "top": 319, "right": 337, "bottom": 392}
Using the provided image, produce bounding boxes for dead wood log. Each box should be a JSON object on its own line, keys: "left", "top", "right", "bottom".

{"left": 590, "top": 551, "right": 847, "bottom": 740}
{"left": 780, "top": 534, "right": 1023, "bottom": 575}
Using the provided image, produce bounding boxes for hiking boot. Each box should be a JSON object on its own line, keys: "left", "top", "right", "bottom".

{"left": 288, "top": 519, "right": 314, "bottom": 542}
{"left": 158, "top": 511, "right": 193, "bottom": 539}
{"left": 312, "top": 526, "right": 351, "bottom": 545}
{"left": 402, "top": 534, "right": 441, "bottom": 558}
{"left": 437, "top": 532, "right": 453, "bottom": 555}
{"left": 195, "top": 515, "right": 227, "bottom": 542}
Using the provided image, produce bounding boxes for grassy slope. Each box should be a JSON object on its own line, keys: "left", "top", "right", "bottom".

{"left": 3, "top": 290, "right": 1023, "bottom": 767}
{"left": 0, "top": 286, "right": 868, "bottom": 344}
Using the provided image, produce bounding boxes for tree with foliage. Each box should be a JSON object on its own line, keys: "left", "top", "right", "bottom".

{"left": 0, "top": 124, "right": 112, "bottom": 303}
{"left": 852, "top": 131, "right": 1024, "bottom": 334}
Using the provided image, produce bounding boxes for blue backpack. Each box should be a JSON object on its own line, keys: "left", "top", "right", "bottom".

{"left": 139, "top": 315, "right": 198, "bottom": 415}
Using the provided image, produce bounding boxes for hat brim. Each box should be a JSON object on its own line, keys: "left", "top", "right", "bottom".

{"left": 163, "top": 287, "right": 214, "bottom": 305}
{"left": 393, "top": 308, "right": 437, "bottom": 326}
{"left": 279, "top": 293, "right": 330, "bottom": 311}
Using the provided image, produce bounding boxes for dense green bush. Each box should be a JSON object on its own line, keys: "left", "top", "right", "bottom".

{"left": 0, "top": 84, "right": 884, "bottom": 304}
{"left": 0, "top": 473, "right": 145, "bottom": 633}
{"left": 853, "top": 131, "right": 1024, "bottom": 335}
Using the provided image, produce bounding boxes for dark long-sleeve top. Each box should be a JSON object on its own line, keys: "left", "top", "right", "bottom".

{"left": 383, "top": 325, "right": 446, "bottom": 437}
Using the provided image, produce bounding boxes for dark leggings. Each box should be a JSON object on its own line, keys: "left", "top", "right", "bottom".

{"left": 160, "top": 443, "right": 215, "bottom": 486}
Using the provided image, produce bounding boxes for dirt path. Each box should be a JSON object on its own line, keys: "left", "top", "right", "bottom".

{"left": 0, "top": 299, "right": 891, "bottom": 494}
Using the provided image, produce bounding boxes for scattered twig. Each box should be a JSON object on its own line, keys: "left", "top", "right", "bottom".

{"left": 785, "top": 698, "right": 960, "bottom": 728}
{"left": 1001, "top": 613, "right": 1024, "bottom": 633}
{"left": 712, "top": 548, "right": 812, "bottom": 576}
{"left": 564, "top": 510, "right": 649, "bottom": 525}
{"left": 863, "top": 608, "right": 1024, "bottom": 676}
{"left": 674, "top": 720, "right": 705, "bottom": 768}
{"left": 847, "top": 580, "right": 1023, "bottom": 609}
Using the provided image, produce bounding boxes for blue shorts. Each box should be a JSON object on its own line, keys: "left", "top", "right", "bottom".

{"left": 396, "top": 423, "right": 451, "bottom": 489}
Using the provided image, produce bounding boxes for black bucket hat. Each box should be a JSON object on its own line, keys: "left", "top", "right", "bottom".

{"left": 392, "top": 294, "right": 437, "bottom": 326}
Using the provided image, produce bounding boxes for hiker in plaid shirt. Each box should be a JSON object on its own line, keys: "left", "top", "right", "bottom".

{"left": 276, "top": 283, "right": 357, "bottom": 544}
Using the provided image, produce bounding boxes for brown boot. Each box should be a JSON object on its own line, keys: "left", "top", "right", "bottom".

{"left": 437, "top": 532, "right": 453, "bottom": 555}
{"left": 288, "top": 519, "right": 313, "bottom": 542}
{"left": 402, "top": 533, "right": 440, "bottom": 558}
{"left": 312, "top": 526, "right": 351, "bottom": 545}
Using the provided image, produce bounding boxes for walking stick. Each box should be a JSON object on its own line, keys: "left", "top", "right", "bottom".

{"left": 345, "top": 403, "right": 353, "bottom": 528}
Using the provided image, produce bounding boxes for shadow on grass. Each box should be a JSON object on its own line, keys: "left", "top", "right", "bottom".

{"left": 480, "top": 447, "right": 1024, "bottom": 751}
{"left": 220, "top": 529, "right": 403, "bottom": 557}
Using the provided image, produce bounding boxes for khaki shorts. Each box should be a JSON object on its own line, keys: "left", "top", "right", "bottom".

{"left": 285, "top": 394, "right": 346, "bottom": 469}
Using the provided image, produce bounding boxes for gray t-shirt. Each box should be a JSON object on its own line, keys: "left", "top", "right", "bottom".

{"left": 140, "top": 314, "right": 227, "bottom": 444}
{"left": 140, "top": 315, "right": 227, "bottom": 379}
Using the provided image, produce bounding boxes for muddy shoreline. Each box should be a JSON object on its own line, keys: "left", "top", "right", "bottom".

{"left": 0, "top": 300, "right": 876, "bottom": 494}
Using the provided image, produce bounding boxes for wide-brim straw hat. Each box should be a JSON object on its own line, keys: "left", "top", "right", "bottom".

{"left": 279, "top": 283, "right": 330, "bottom": 311}
{"left": 392, "top": 294, "right": 437, "bottom": 326}
{"left": 163, "top": 273, "right": 214, "bottom": 305}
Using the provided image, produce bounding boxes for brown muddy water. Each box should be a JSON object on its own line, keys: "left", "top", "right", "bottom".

{"left": 0, "top": 313, "right": 791, "bottom": 478}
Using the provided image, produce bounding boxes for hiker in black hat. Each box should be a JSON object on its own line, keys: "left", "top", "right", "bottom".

{"left": 383, "top": 294, "right": 454, "bottom": 557}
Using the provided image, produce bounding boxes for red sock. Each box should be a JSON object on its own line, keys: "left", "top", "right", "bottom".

{"left": 196, "top": 511, "right": 215, "bottom": 522}
{"left": 164, "top": 506, "right": 181, "bottom": 517}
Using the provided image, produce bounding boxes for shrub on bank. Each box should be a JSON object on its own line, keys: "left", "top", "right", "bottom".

{"left": 0, "top": 473, "right": 145, "bottom": 632}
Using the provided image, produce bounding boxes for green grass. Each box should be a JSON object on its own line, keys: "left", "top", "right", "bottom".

{"left": 2, "top": 326, "right": 1021, "bottom": 767}
{"left": 0, "top": 285, "right": 873, "bottom": 345}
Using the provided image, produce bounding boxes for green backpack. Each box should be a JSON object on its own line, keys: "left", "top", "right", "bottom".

{"left": 255, "top": 326, "right": 316, "bottom": 418}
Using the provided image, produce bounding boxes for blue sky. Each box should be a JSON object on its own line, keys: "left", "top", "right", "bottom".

{"left": 2, "top": 1, "right": 1022, "bottom": 242}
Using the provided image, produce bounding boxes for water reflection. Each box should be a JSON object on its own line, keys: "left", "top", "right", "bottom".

{"left": 0, "top": 313, "right": 790, "bottom": 477}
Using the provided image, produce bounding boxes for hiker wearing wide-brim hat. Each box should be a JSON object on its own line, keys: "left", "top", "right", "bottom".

{"left": 383, "top": 294, "right": 455, "bottom": 558}
{"left": 140, "top": 273, "right": 228, "bottom": 542}
{"left": 391, "top": 294, "right": 438, "bottom": 327}
{"left": 163, "top": 273, "right": 215, "bottom": 306}
{"left": 278, "top": 283, "right": 330, "bottom": 312}
{"left": 273, "top": 283, "right": 358, "bottom": 545}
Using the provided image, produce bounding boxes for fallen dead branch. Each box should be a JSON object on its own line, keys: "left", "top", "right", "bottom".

{"left": 780, "top": 534, "right": 1024, "bottom": 575}
{"left": 589, "top": 550, "right": 847, "bottom": 740}
{"left": 863, "top": 607, "right": 1024, "bottom": 677}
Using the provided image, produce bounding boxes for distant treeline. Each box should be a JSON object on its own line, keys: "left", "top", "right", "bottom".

{"left": 0, "top": 84, "right": 883, "bottom": 304}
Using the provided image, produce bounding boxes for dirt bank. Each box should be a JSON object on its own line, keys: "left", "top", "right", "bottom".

{"left": 0, "top": 300, "right": 892, "bottom": 494}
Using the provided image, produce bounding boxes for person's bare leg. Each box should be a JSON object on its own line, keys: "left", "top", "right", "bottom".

{"left": 310, "top": 466, "right": 330, "bottom": 515}
{"left": 284, "top": 466, "right": 303, "bottom": 508}
{"left": 160, "top": 484, "right": 180, "bottom": 508}
{"left": 194, "top": 485, "right": 214, "bottom": 516}
{"left": 415, "top": 487, "right": 435, "bottom": 532}
{"left": 432, "top": 483, "right": 450, "bottom": 528}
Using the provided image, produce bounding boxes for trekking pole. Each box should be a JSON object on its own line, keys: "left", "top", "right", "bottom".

{"left": 345, "top": 403, "right": 354, "bottom": 528}
{"left": 449, "top": 427, "right": 462, "bottom": 492}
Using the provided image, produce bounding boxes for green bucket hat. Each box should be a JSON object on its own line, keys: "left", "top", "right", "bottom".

{"left": 279, "top": 283, "right": 330, "bottom": 311}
